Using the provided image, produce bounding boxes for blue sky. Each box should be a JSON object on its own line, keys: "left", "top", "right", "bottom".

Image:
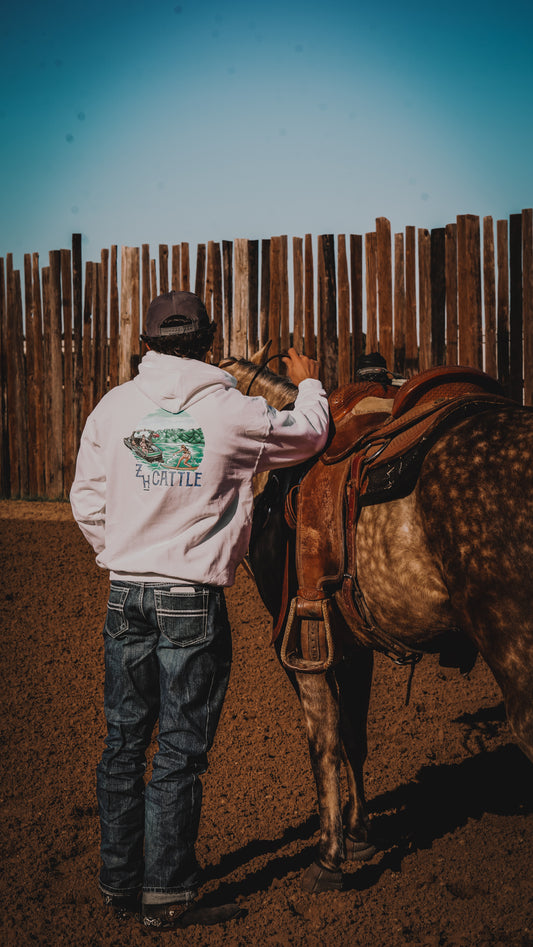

{"left": 1, "top": 0, "right": 532, "bottom": 272}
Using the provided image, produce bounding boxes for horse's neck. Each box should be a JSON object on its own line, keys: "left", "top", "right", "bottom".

{"left": 229, "top": 362, "right": 296, "bottom": 410}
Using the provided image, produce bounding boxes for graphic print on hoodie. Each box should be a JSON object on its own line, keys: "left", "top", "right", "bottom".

{"left": 123, "top": 408, "right": 205, "bottom": 469}
{"left": 123, "top": 407, "right": 205, "bottom": 491}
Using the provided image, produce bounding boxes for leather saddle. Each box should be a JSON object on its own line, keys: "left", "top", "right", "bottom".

{"left": 280, "top": 366, "right": 512, "bottom": 673}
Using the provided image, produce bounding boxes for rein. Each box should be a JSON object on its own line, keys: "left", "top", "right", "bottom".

{"left": 245, "top": 352, "right": 289, "bottom": 397}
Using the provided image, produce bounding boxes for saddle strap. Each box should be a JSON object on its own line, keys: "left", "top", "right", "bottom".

{"left": 340, "top": 573, "right": 424, "bottom": 666}
{"left": 271, "top": 537, "right": 292, "bottom": 644}
{"left": 342, "top": 480, "right": 425, "bottom": 665}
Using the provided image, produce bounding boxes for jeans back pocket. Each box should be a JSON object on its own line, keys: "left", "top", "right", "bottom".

{"left": 154, "top": 587, "right": 209, "bottom": 647}
{"left": 105, "top": 585, "right": 130, "bottom": 638}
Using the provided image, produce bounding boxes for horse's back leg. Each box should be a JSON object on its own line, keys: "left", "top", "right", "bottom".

{"left": 498, "top": 658, "right": 533, "bottom": 764}
{"left": 507, "top": 695, "right": 533, "bottom": 763}
{"left": 456, "top": 609, "right": 533, "bottom": 765}
{"left": 295, "top": 668, "right": 345, "bottom": 889}
{"left": 335, "top": 645, "right": 377, "bottom": 859}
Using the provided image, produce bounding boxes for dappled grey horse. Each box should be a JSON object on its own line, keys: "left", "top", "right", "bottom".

{"left": 221, "top": 348, "right": 533, "bottom": 892}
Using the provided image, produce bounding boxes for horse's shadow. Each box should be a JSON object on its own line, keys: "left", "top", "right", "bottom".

{"left": 346, "top": 735, "right": 533, "bottom": 892}
{"left": 204, "top": 707, "right": 532, "bottom": 899}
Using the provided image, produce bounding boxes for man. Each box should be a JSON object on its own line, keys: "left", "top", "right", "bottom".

{"left": 70, "top": 290, "right": 329, "bottom": 930}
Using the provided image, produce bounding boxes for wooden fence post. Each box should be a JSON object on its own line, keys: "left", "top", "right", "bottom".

{"left": 82, "top": 262, "right": 94, "bottom": 427}
{"left": 304, "top": 234, "right": 315, "bottom": 358}
{"left": 24, "top": 254, "right": 38, "bottom": 497}
{"left": 293, "top": 237, "right": 304, "bottom": 353}
{"left": 279, "top": 236, "right": 290, "bottom": 360}
{"left": 210, "top": 242, "right": 224, "bottom": 363}
{"left": 376, "top": 218, "right": 393, "bottom": 369}
{"left": 393, "top": 233, "right": 406, "bottom": 375}
{"left": 97, "top": 253, "right": 109, "bottom": 402}
{"left": 269, "top": 237, "right": 282, "bottom": 368}
{"left": 150, "top": 258, "right": 157, "bottom": 300}
{"left": 350, "top": 234, "right": 363, "bottom": 374}
{"left": 223, "top": 240, "right": 233, "bottom": 357}
{"left": 61, "top": 248, "right": 75, "bottom": 495}
{"left": 195, "top": 244, "right": 206, "bottom": 300}
{"left": 523, "top": 208, "right": 533, "bottom": 405}
{"left": 41, "top": 267, "right": 51, "bottom": 491}
{"left": 159, "top": 244, "right": 169, "bottom": 294}
{"left": 142, "top": 245, "right": 151, "bottom": 326}
{"left": 430, "top": 228, "right": 446, "bottom": 366}
{"left": 248, "top": 240, "right": 259, "bottom": 357}
{"left": 445, "top": 224, "right": 458, "bottom": 366}
{"left": 109, "top": 246, "right": 119, "bottom": 389}
{"left": 205, "top": 241, "right": 214, "bottom": 345}
{"left": 317, "top": 234, "right": 337, "bottom": 392}
{"left": 6, "top": 257, "right": 27, "bottom": 496}
{"left": 205, "top": 241, "right": 224, "bottom": 361}
{"left": 92, "top": 259, "right": 104, "bottom": 402}
{"left": 180, "top": 243, "right": 190, "bottom": 291}
{"left": 483, "top": 217, "right": 497, "bottom": 379}
{"left": 0, "top": 258, "right": 8, "bottom": 496}
{"left": 337, "top": 235, "right": 350, "bottom": 386}
{"left": 365, "top": 232, "right": 377, "bottom": 353}
{"left": 496, "top": 219, "right": 510, "bottom": 395}
{"left": 15, "top": 268, "right": 29, "bottom": 496}
{"left": 233, "top": 238, "right": 250, "bottom": 358}
{"left": 457, "top": 214, "right": 483, "bottom": 370}
{"left": 132, "top": 248, "right": 141, "bottom": 378}
{"left": 119, "top": 247, "right": 140, "bottom": 384}
{"left": 259, "top": 239, "right": 270, "bottom": 350}
{"left": 418, "top": 229, "right": 431, "bottom": 372}
{"left": 171, "top": 245, "right": 181, "bottom": 292}
{"left": 509, "top": 213, "right": 523, "bottom": 402}
{"left": 405, "top": 226, "right": 418, "bottom": 375}
{"left": 72, "top": 235, "right": 83, "bottom": 447}
{"left": 31, "top": 254, "right": 46, "bottom": 495}
{"left": 47, "top": 251, "right": 63, "bottom": 498}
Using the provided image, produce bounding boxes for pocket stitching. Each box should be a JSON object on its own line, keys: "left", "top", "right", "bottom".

{"left": 154, "top": 590, "right": 209, "bottom": 647}
{"left": 106, "top": 586, "right": 129, "bottom": 635}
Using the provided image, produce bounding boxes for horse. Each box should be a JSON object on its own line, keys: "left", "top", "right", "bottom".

{"left": 219, "top": 347, "right": 533, "bottom": 893}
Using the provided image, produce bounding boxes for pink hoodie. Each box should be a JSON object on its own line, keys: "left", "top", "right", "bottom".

{"left": 70, "top": 351, "right": 329, "bottom": 586}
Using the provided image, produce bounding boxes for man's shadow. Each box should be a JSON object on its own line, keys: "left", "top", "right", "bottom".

{"left": 203, "top": 703, "right": 532, "bottom": 899}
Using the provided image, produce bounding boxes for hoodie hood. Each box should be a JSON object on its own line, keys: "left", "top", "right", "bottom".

{"left": 134, "top": 350, "right": 237, "bottom": 414}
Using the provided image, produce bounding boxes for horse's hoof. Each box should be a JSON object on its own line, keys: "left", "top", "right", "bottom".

{"left": 345, "top": 834, "right": 377, "bottom": 861}
{"left": 301, "top": 860, "right": 343, "bottom": 893}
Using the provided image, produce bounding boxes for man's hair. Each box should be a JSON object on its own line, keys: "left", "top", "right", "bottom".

{"left": 141, "top": 323, "right": 217, "bottom": 360}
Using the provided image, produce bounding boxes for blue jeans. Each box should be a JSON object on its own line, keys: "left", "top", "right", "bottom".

{"left": 96, "top": 581, "right": 232, "bottom": 906}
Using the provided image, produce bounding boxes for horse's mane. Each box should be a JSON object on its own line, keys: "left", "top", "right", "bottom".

{"left": 219, "top": 356, "right": 297, "bottom": 410}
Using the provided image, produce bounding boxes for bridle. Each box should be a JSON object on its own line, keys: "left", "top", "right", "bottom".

{"left": 244, "top": 352, "right": 289, "bottom": 398}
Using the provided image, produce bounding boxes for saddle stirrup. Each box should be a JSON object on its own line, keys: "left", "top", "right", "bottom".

{"left": 280, "top": 594, "right": 340, "bottom": 674}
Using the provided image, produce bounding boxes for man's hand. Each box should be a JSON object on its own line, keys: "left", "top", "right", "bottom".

{"left": 282, "top": 348, "right": 320, "bottom": 386}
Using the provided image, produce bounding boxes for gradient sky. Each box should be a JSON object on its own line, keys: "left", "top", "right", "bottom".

{"left": 1, "top": 0, "right": 532, "bottom": 272}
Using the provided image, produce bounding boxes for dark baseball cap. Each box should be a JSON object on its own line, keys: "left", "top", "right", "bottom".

{"left": 144, "top": 290, "right": 213, "bottom": 338}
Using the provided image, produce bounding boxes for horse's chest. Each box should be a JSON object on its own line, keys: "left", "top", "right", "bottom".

{"left": 354, "top": 491, "right": 454, "bottom": 641}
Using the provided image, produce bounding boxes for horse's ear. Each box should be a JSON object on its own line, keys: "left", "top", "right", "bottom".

{"left": 251, "top": 340, "right": 272, "bottom": 365}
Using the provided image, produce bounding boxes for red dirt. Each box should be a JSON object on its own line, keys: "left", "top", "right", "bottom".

{"left": 2, "top": 499, "right": 533, "bottom": 947}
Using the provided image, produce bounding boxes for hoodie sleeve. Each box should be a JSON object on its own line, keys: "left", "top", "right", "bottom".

{"left": 69, "top": 414, "right": 107, "bottom": 554}
{"left": 255, "top": 378, "right": 330, "bottom": 472}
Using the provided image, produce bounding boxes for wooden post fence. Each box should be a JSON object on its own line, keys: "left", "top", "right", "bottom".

{"left": 1, "top": 209, "right": 532, "bottom": 499}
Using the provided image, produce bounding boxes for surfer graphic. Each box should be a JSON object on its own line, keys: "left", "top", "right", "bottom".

{"left": 165, "top": 443, "right": 195, "bottom": 468}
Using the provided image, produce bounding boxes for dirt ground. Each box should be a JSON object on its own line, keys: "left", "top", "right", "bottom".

{"left": 1, "top": 499, "right": 533, "bottom": 947}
